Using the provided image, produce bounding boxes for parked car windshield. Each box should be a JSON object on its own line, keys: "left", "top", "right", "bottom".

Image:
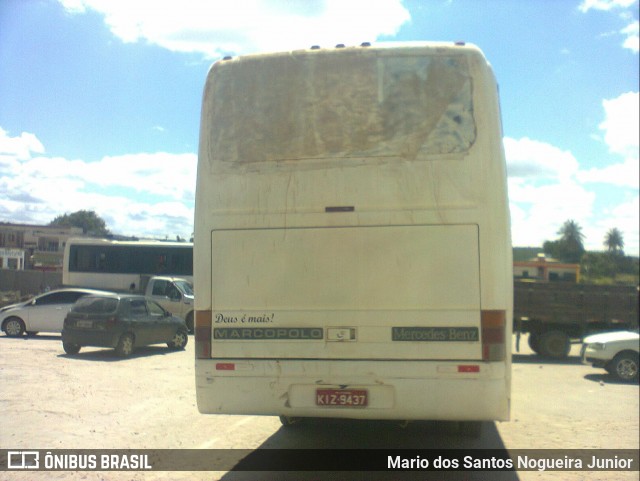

{"left": 72, "top": 297, "right": 119, "bottom": 314}
{"left": 147, "top": 301, "right": 166, "bottom": 317}
{"left": 174, "top": 280, "right": 194, "bottom": 296}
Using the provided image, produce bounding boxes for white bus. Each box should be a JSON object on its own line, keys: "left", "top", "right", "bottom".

{"left": 63, "top": 238, "right": 193, "bottom": 291}
{"left": 194, "top": 42, "right": 512, "bottom": 433}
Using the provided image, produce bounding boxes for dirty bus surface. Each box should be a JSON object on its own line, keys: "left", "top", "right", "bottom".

{"left": 194, "top": 42, "right": 512, "bottom": 432}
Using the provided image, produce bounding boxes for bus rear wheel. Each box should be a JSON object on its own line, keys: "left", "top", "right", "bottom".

{"left": 459, "top": 421, "right": 483, "bottom": 438}
{"left": 279, "top": 416, "right": 302, "bottom": 427}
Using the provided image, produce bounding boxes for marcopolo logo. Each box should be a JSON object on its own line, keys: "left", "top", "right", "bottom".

{"left": 214, "top": 327, "right": 323, "bottom": 340}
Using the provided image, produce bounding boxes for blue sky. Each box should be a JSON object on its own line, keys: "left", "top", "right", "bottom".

{"left": 1, "top": 0, "right": 638, "bottom": 254}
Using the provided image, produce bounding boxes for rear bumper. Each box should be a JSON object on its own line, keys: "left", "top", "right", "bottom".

{"left": 62, "top": 328, "right": 120, "bottom": 348}
{"left": 196, "top": 359, "right": 510, "bottom": 421}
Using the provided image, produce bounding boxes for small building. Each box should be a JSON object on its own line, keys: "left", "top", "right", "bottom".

{"left": 514, "top": 253, "right": 580, "bottom": 283}
{"left": 0, "top": 248, "right": 25, "bottom": 270}
{"left": 0, "top": 223, "right": 84, "bottom": 270}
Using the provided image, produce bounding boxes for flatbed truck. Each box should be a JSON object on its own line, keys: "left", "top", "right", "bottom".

{"left": 514, "top": 282, "right": 638, "bottom": 359}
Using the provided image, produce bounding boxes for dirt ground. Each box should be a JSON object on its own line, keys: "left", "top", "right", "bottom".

{"left": 0, "top": 333, "right": 637, "bottom": 481}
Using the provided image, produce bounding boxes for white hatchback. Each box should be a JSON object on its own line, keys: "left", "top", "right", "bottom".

{"left": 1, "top": 288, "right": 113, "bottom": 337}
{"left": 582, "top": 330, "right": 639, "bottom": 382}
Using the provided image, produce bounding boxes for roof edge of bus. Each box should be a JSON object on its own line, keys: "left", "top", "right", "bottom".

{"left": 215, "top": 41, "right": 484, "bottom": 63}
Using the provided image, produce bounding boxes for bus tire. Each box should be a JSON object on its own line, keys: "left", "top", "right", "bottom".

{"left": 538, "top": 330, "right": 570, "bottom": 359}
{"left": 459, "top": 421, "right": 483, "bottom": 438}
{"left": 279, "top": 416, "right": 302, "bottom": 427}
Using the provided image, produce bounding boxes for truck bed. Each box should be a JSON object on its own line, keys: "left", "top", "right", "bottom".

{"left": 513, "top": 282, "right": 638, "bottom": 358}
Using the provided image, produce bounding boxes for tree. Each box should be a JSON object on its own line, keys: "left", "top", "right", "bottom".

{"left": 49, "top": 210, "right": 110, "bottom": 237}
{"left": 581, "top": 252, "right": 616, "bottom": 280}
{"left": 604, "top": 228, "right": 624, "bottom": 255}
{"left": 558, "top": 219, "right": 585, "bottom": 248}
{"left": 543, "top": 220, "right": 585, "bottom": 263}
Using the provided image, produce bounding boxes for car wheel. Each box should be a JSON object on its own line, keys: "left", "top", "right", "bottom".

{"left": 3, "top": 317, "right": 25, "bottom": 337}
{"left": 63, "top": 342, "right": 81, "bottom": 355}
{"left": 611, "top": 352, "right": 639, "bottom": 382}
{"left": 538, "top": 330, "right": 571, "bottom": 359}
{"left": 115, "top": 333, "right": 135, "bottom": 357}
{"left": 168, "top": 329, "right": 188, "bottom": 350}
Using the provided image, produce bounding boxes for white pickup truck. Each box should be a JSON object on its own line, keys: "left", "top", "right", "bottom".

{"left": 144, "top": 277, "right": 195, "bottom": 333}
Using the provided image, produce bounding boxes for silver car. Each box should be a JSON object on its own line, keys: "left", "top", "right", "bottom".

{"left": 582, "top": 330, "right": 639, "bottom": 382}
{"left": 1, "top": 288, "right": 113, "bottom": 337}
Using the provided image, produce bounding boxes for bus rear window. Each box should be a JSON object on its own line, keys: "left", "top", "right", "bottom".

{"left": 209, "top": 52, "right": 476, "bottom": 163}
{"left": 72, "top": 297, "right": 119, "bottom": 314}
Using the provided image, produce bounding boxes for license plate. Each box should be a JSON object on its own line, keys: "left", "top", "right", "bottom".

{"left": 77, "top": 320, "right": 93, "bottom": 328}
{"left": 316, "top": 389, "right": 368, "bottom": 407}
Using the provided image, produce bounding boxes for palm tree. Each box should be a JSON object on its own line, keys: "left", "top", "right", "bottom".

{"left": 604, "top": 228, "right": 624, "bottom": 255}
{"left": 558, "top": 220, "right": 585, "bottom": 246}
{"left": 556, "top": 220, "right": 585, "bottom": 263}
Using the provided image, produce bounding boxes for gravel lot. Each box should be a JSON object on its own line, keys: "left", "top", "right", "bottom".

{"left": 0, "top": 333, "right": 637, "bottom": 481}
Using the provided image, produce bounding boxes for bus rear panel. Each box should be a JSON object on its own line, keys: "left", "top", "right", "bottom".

{"left": 194, "top": 42, "right": 512, "bottom": 422}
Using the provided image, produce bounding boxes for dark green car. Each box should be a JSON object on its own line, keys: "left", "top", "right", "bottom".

{"left": 62, "top": 294, "right": 188, "bottom": 357}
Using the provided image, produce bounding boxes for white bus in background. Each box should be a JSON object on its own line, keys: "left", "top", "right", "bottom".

{"left": 63, "top": 238, "right": 193, "bottom": 291}
{"left": 194, "top": 42, "right": 512, "bottom": 434}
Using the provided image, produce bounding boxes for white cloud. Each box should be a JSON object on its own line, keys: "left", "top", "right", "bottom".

{"left": 579, "top": 0, "right": 637, "bottom": 12}
{"left": 579, "top": 92, "right": 639, "bottom": 187}
{"left": 578, "top": 157, "right": 639, "bottom": 187}
{"left": 585, "top": 195, "right": 640, "bottom": 252}
{"left": 579, "top": 0, "right": 639, "bottom": 52}
{"left": 504, "top": 136, "right": 596, "bottom": 249}
{"left": 504, "top": 134, "right": 638, "bottom": 255}
{"left": 621, "top": 20, "right": 639, "bottom": 52}
{"left": 599, "top": 91, "right": 639, "bottom": 157}
{"left": 0, "top": 127, "right": 45, "bottom": 162}
{"left": 84, "top": 152, "right": 196, "bottom": 200}
{"left": 504, "top": 137, "right": 579, "bottom": 180}
{"left": 0, "top": 128, "right": 195, "bottom": 238}
{"left": 58, "top": 0, "right": 411, "bottom": 57}
{"left": 508, "top": 177, "right": 596, "bottom": 249}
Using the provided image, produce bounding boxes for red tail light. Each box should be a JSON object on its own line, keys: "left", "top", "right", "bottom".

{"left": 481, "top": 310, "right": 506, "bottom": 361}
{"left": 195, "top": 310, "right": 212, "bottom": 359}
{"left": 216, "top": 363, "right": 235, "bottom": 371}
{"left": 458, "top": 365, "right": 480, "bottom": 373}
{"left": 106, "top": 317, "right": 118, "bottom": 327}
